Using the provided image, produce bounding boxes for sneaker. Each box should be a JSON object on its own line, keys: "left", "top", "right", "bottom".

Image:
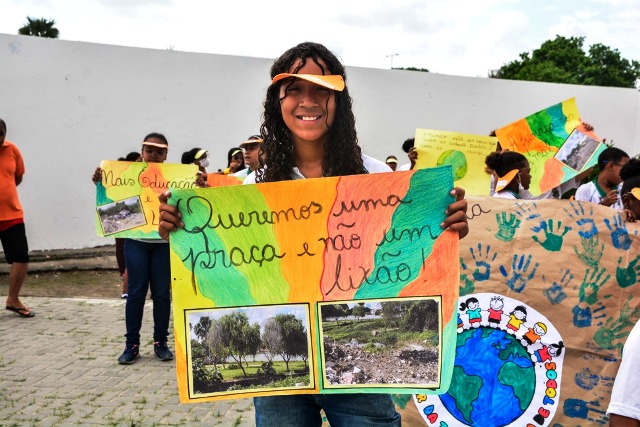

{"left": 121, "top": 293, "right": 128, "bottom": 299}
{"left": 154, "top": 341, "right": 174, "bottom": 361}
{"left": 118, "top": 344, "right": 139, "bottom": 364}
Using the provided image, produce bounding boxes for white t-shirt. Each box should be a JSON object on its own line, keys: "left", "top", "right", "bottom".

{"left": 243, "top": 154, "right": 392, "bottom": 184}
{"left": 575, "top": 181, "right": 623, "bottom": 210}
{"left": 607, "top": 319, "right": 640, "bottom": 421}
{"left": 233, "top": 167, "right": 250, "bottom": 178}
{"left": 492, "top": 188, "right": 551, "bottom": 200}
{"left": 397, "top": 162, "right": 411, "bottom": 171}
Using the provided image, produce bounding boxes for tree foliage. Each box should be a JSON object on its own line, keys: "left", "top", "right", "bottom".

{"left": 352, "top": 304, "right": 366, "bottom": 322}
{"left": 394, "top": 67, "right": 430, "bottom": 72}
{"left": 321, "top": 304, "right": 348, "bottom": 324}
{"left": 490, "top": 36, "right": 640, "bottom": 88}
{"left": 403, "top": 299, "right": 439, "bottom": 332}
{"left": 271, "top": 314, "right": 307, "bottom": 371}
{"left": 18, "top": 17, "right": 60, "bottom": 38}
{"left": 217, "top": 312, "right": 261, "bottom": 377}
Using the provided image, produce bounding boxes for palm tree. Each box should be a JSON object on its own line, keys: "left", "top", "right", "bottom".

{"left": 18, "top": 17, "right": 59, "bottom": 38}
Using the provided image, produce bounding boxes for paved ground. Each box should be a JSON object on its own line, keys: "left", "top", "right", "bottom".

{"left": 0, "top": 296, "right": 256, "bottom": 427}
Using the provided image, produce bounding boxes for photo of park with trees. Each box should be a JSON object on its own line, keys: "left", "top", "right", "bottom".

{"left": 319, "top": 297, "right": 441, "bottom": 388}
{"left": 187, "top": 304, "right": 313, "bottom": 397}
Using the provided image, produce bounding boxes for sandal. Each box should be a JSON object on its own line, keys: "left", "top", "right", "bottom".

{"left": 5, "top": 305, "right": 35, "bottom": 318}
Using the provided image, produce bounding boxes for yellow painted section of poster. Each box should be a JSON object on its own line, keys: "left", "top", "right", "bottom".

{"left": 414, "top": 129, "right": 496, "bottom": 196}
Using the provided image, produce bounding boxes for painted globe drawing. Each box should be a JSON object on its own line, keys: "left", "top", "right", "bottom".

{"left": 439, "top": 327, "right": 535, "bottom": 427}
{"left": 437, "top": 150, "right": 467, "bottom": 180}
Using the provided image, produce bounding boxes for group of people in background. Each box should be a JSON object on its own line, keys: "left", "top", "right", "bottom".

{"left": 3, "top": 39, "right": 639, "bottom": 426}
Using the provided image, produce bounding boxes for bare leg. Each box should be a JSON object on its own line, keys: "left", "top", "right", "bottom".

{"left": 5, "top": 262, "right": 28, "bottom": 308}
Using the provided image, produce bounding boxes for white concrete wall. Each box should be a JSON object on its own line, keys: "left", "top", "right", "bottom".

{"left": 1, "top": 33, "right": 638, "bottom": 251}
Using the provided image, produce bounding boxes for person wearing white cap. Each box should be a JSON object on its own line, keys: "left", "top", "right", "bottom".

{"left": 181, "top": 147, "right": 209, "bottom": 174}
{"left": 233, "top": 135, "right": 263, "bottom": 178}
{"left": 385, "top": 155, "right": 398, "bottom": 171}
{"left": 94, "top": 133, "right": 175, "bottom": 365}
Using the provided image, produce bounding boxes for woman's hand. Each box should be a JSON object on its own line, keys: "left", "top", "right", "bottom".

{"left": 196, "top": 172, "right": 209, "bottom": 188}
{"left": 158, "top": 191, "right": 183, "bottom": 241}
{"left": 408, "top": 147, "right": 418, "bottom": 170}
{"left": 92, "top": 167, "right": 102, "bottom": 185}
{"left": 441, "top": 187, "right": 468, "bottom": 239}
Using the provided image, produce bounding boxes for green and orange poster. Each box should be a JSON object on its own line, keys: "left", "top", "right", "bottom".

{"left": 167, "top": 167, "right": 460, "bottom": 402}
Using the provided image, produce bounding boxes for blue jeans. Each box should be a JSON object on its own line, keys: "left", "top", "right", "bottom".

{"left": 124, "top": 239, "right": 171, "bottom": 345}
{"left": 253, "top": 394, "right": 401, "bottom": 427}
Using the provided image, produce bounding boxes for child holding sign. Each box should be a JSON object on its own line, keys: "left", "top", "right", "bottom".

{"left": 94, "top": 133, "right": 175, "bottom": 365}
{"left": 158, "top": 42, "right": 468, "bottom": 426}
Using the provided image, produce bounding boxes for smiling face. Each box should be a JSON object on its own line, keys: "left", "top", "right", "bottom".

{"left": 278, "top": 59, "right": 336, "bottom": 147}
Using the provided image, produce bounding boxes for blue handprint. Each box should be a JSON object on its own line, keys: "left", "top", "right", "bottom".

{"left": 604, "top": 213, "right": 635, "bottom": 250}
{"left": 531, "top": 219, "right": 571, "bottom": 251}
{"left": 543, "top": 268, "right": 574, "bottom": 305}
{"left": 564, "top": 201, "right": 599, "bottom": 236}
{"left": 514, "top": 201, "right": 541, "bottom": 221}
{"left": 469, "top": 243, "right": 497, "bottom": 282}
{"left": 499, "top": 253, "right": 539, "bottom": 293}
{"left": 573, "top": 304, "right": 592, "bottom": 328}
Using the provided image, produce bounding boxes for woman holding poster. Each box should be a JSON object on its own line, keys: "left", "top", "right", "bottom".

{"left": 158, "top": 42, "right": 469, "bottom": 426}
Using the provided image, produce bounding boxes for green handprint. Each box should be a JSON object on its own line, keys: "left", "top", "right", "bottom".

{"left": 616, "top": 255, "right": 640, "bottom": 288}
{"left": 495, "top": 212, "right": 521, "bottom": 242}
{"left": 594, "top": 296, "right": 640, "bottom": 351}
{"left": 531, "top": 219, "right": 571, "bottom": 252}
{"left": 578, "top": 267, "right": 611, "bottom": 306}
{"left": 459, "top": 256, "right": 475, "bottom": 296}
{"left": 574, "top": 235, "right": 605, "bottom": 268}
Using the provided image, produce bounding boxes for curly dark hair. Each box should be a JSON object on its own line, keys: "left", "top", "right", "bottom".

{"left": 257, "top": 42, "right": 365, "bottom": 182}
{"left": 485, "top": 151, "right": 528, "bottom": 177}
{"left": 620, "top": 158, "right": 640, "bottom": 196}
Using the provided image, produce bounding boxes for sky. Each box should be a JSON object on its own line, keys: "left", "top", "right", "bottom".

{"left": 1, "top": 0, "right": 640, "bottom": 78}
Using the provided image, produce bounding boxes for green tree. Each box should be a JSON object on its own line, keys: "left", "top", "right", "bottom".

{"left": 18, "top": 17, "right": 60, "bottom": 38}
{"left": 394, "top": 67, "right": 430, "bottom": 72}
{"left": 274, "top": 314, "right": 307, "bottom": 371}
{"left": 321, "top": 304, "right": 348, "bottom": 325}
{"left": 380, "top": 301, "right": 410, "bottom": 328}
{"left": 219, "top": 312, "right": 261, "bottom": 377}
{"left": 352, "top": 304, "right": 366, "bottom": 322}
{"left": 490, "top": 36, "right": 640, "bottom": 88}
{"left": 193, "top": 316, "right": 211, "bottom": 342}
{"left": 403, "top": 299, "right": 439, "bottom": 332}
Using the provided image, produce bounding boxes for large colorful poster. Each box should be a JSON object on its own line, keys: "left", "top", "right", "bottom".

{"left": 167, "top": 168, "right": 460, "bottom": 402}
{"left": 495, "top": 98, "right": 604, "bottom": 195}
{"left": 95, "top": 161, "right": 198, "bottom": 238}
{"left": 411, "top": 196, "right": 639, "bottom": 426}
{"left": 414, "top": 129, "right": 498, "bottom": 196}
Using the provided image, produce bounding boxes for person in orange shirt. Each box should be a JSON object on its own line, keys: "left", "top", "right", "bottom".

{"left": 0, "top": 119, "right": 34, "bottom": 317}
